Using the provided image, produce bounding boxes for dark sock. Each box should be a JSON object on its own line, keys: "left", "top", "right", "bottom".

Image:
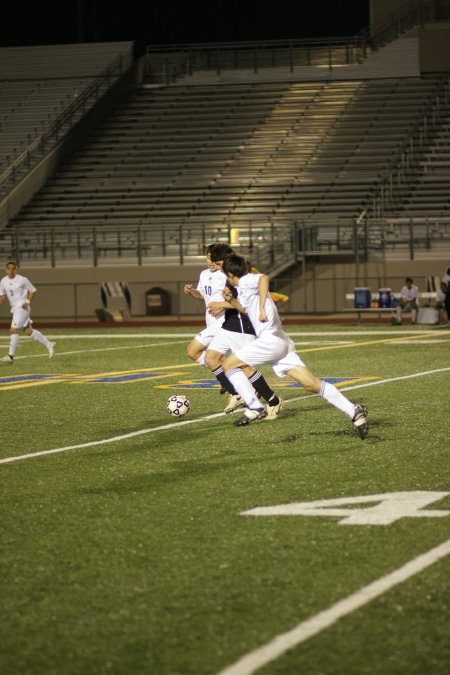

{"left": 249, "top": 371, "right": 279, "bottom": 405}
{"left": 212, "top": 366, "right": 237, "bottom": 395}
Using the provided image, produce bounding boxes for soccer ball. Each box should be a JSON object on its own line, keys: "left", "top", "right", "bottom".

{"left": 167, "top": 394, "right": 190, "bottom": 417}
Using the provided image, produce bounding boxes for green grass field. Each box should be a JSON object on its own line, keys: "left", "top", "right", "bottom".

{"left": 1, "top": 325, "right": 449, "bottom": 675}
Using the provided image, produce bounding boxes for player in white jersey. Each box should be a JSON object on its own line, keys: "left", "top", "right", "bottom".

{"left": 204, "top": 243, "right": 283, "bottom": 418}
{"left": 0, "top": 260, "right": 55, "bottom": 363}
{"left": 184, "top": 244, "right": 227, "bottom": 368}
{"left": 220, "top": 254, "right": 368, "bottom": 439}
{"left": 395, "top": 277, "right": 420, "bottom": 325}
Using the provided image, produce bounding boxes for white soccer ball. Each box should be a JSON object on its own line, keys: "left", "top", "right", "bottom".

{"left": 166, "top": 394, "right": 190, "bottom": 417}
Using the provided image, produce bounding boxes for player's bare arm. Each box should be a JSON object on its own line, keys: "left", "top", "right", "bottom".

{"left": 222, "top": 289, "right": 246, "bottom": 315}
{"left": 0, "top": 294, "right": 5, "bottom": 304}
{"left": 184, "top": 284, "right": 204, "bottom": 300}
{"left": 258, "top": 274, "right": 269, "bottom": 322}
{"left": 208, "top": 300, "right": 232, "bottom": 317}
{"left": 22, "top": 290, "right": 36, "bottom": 309}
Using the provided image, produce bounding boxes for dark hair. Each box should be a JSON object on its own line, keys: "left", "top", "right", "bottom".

{"left": 405, "top": 277, "right": 413, "bottom": 283}
{"left": 6, "top": 260, "right": 17, "bottom": 267}
{"left": 205, "top": 244, "right": 216, "bottom": 255}
{"left": 209, "top": 243, "right": 234, "bottom": 262}
{"left": 222, "top": 254, "right": 248, "bottom": 279}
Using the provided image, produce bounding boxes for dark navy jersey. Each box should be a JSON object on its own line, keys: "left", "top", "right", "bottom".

{"left": 223, "top": 281, "right": 256, "bottom": 335}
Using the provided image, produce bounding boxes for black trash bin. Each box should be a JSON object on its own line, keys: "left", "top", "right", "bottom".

{"left": 145, "top": 287, "right": 172, "bottom": 316}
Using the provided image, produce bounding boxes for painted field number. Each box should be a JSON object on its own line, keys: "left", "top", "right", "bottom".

{"left": 242, "top": 491, "right": 450, "bottom": 526}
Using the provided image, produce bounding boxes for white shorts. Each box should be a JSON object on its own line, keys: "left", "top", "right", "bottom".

{"left": 235, "top": 334, "right": 305, "bottom": 377}
{"left": 11, "top": 307, "right": 33, "bottom": 329}
{"left": 194, "top": 322, "right": 222, "bottom": 348}
{"left": 208, "top": 328, "right": 256, "bottom": 356}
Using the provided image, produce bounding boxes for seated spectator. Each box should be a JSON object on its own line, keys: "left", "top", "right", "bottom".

{"left": 435, "top": 281, "right": 448, "bottom": 324}
{"left": 395, "top": 277, "right": 419, "bottom": 325}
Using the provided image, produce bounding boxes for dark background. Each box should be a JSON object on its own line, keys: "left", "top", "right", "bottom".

{"left": 1, "top": 1, "right": 370, "bottom": 52}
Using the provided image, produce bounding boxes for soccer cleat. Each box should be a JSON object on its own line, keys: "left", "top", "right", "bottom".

{"left": 48, "top": 342, "right": 56, "bottom": 358}
{"left": 234, "top": 406, "right": 267, "bottom": 426}
{"left": 352, "top": 403, "right": 369, "bottom": 440}
{"left": 224, "top": 394, "right": 246, "bottom": 414}
{"left": 1, "top": 355, "right": 13, "bottom": 363}
{"left": 264, "top": 398, "right": 284, "bottom": 421}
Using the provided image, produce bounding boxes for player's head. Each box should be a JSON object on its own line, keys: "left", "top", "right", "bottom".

{"left": 5, "top": 260, "right": 17, "bottom": 278}
{"left": 209, "top": 243, "right": 234, "bottom": 268}
{"left": 405, "top": 277, "right": 413, "bottom": 287}
{"left": 205, "top": 244, "right": 218, "bottom": 271}
{"left": 222, "top": 254, "right": 248, "bottom": 285}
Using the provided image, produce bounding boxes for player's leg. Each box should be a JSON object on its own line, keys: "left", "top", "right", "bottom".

{"left": 222, "top": 354, "right": 261, "bottom": 408}
{"left": 244, "top": 367, "right": 283, "bottom": 419}
{"left": 186, "top": 337, "right": 207, "bottom": 365}
{"left": 286, "top": 364, "right": 368, "bottom": 439}
{"left": 204, "top": 347, "right": 239, "bottom": 397}
{"left": 1, "top": 326, "right": 19, "bottom": 363}
{"left": 411, "top": 300, "right": 418, "bottom": 324}
{"left": 395, "top": 299, "right": 404, "bottom": 324}
{"left": 206, "top": 331, "right": 251, "bottom": 414}
{"left": 24, "top": 323, "right": 55, "bottom": 357}
{"left": 222, "top": 335, "right": 289, "bottom": 425}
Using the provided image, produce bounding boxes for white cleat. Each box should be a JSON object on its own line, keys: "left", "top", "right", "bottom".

{"left": 224, "top": 394, "right": 246, "bottom": 414}
{"left": 1, "top": 355, "right": 13, "bottom": 363}
{"left": 48, "top": 342, "right": 56, "bottom": 359}
{"left": 264, "top": 398, "right": 284, "bottom": 421}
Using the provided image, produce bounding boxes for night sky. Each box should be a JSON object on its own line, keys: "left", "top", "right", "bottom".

{"left": 2, "top": 1, "right": 370, "bottom": 54}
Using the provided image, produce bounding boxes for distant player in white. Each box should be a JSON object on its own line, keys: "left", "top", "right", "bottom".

{"left": 0, "top": 260, "right": 55, "bottom": 363}
{"left": 395, "top": 277, "right": 419, "bottom": 325}
{"left": 183, "top": 245, "right": 227, "bottom": 367}
{"left": 221, "top": 254, "right": 368, "bottom": 439}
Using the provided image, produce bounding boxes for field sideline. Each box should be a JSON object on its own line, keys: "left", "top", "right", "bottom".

{"left": 0, "top": 325, "right": 449, "bottom": 675}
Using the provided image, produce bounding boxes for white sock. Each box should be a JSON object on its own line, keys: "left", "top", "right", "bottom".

{"left": 30, "top": 329, "right": 52, "bottom": 349}
{"left": 396, "top": 307, "right": 402, "bottom": 322}
{"left": 320, "top": 381, "right": 355, "bottom": 419}
{"left": 411, "top": 309, "right": 417, "bottom": 323}
{"left": 225, "top": 368, "right": 260, "bottom": 408}
{"left": 196, "top": 351, "right": 207, "bottom": 367}
{"left": 9, "top": 333, "right": 19, "bottom": 356}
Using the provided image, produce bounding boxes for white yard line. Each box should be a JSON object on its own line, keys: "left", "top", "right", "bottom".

{"left": 1, "top": 329, "right": 447, "bottom": 341}
{"left": 216, "top": 538, "right": 450, "bottom": 675}
{"left": 1, "top": 365, "right": 449, "bottom": 466}
{"left": 3, "top": 340, "right": 188, "bottom": 360}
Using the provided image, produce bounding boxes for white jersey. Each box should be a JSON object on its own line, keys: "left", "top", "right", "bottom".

{"left": 0, "top": 274, "right": 36, "bottom": 312}
{"left": 237, "top": 273, "right": 285, "bottom": 338}
{"left": 196, "top": 268, "right": 227, "bottom": 327}
{"left": 399, "top": 284, "right": 419, "bottom": 303}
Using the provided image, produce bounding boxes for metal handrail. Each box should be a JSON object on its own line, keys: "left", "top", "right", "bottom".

{"left": 1, "top": 219, "right": 449, "bottom": 268}
{"left": 370, "top": 76, "right": 450, "bottom": 219}
{"left": 145, "top": 35, "right": 370, "bottom": 84}
{"left": 365, "top": 0, "right": 450, "bottom": 48}
{"left": 0, "top": 52, "right": 131, "bottom": 196}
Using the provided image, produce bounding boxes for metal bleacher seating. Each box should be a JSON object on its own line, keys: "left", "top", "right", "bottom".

{"left": 12, "top": 76, "right": 443, "bottom": 235}
{"left": 0, "top": 42, "right": 133, "bottom": 180}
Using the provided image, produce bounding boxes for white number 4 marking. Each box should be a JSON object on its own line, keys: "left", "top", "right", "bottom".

{"left": 242, "top": 491, "right": 450, "bottom": 526}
